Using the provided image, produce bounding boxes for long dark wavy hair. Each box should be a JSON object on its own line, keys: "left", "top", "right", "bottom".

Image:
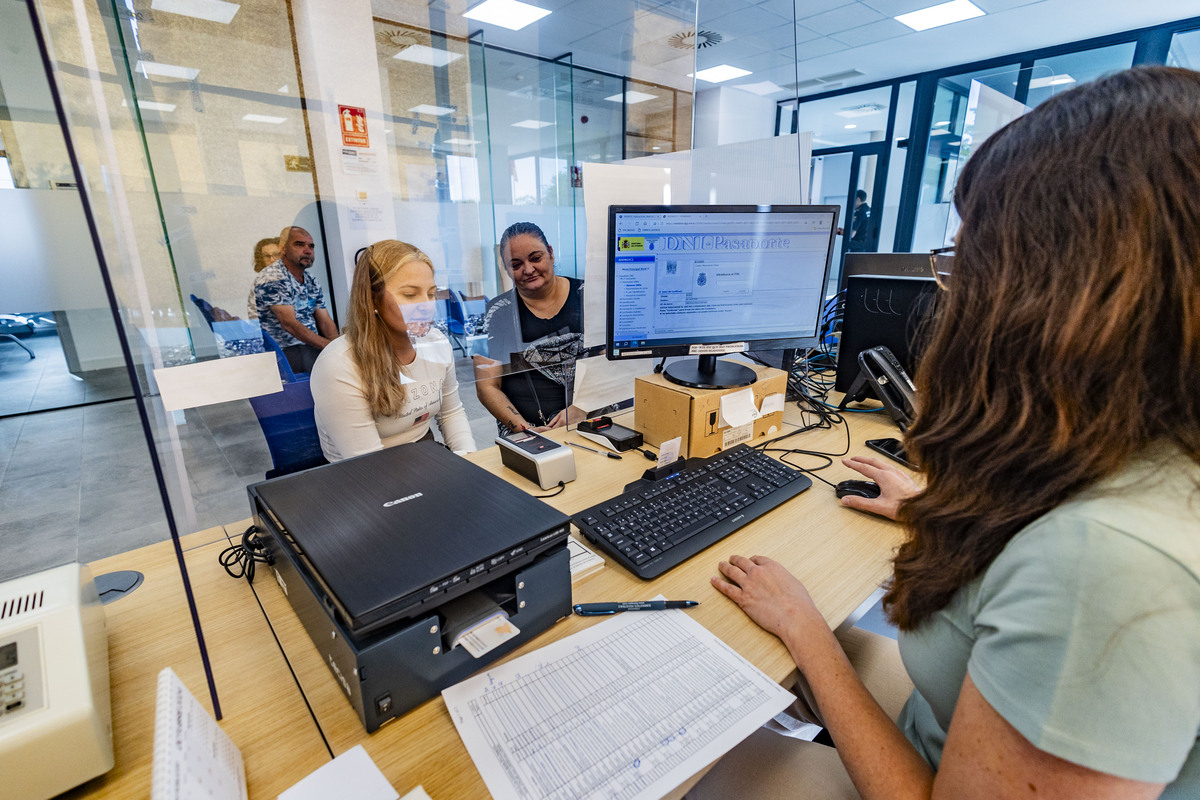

{"left": 886, "top": 66, "right": 1200, "bottom": 630}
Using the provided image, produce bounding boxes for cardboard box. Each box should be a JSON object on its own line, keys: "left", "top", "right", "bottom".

{"left": 634, "top": 363, "right": 788, "bottom": 458}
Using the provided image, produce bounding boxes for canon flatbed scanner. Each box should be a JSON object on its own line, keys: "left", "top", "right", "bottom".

{"left": 249, "top": 440, "right": 572, "bottom": 731}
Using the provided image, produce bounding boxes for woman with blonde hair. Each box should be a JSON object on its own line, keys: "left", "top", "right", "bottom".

{"left": 310, "top": 240, "right": 474, "bottom": 462}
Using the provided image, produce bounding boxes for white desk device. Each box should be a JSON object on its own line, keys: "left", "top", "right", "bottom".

{"left": 495, "top": 429, "right": 576, "bottom": 490}
{"left": 0, "top": 563, "right": 113, "bottom": 800}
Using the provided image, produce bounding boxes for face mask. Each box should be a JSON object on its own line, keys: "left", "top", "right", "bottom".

{"left": 401, "top": 299, "right": 436, "bottom": 337}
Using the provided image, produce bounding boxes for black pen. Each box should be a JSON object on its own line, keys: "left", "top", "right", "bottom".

{"left": 573, "top": 600, "right": 700, "bottom": 616}
{"left": 567, "top": 441, "right": 622, "bottom": 460}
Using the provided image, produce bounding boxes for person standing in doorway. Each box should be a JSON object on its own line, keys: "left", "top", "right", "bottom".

{"left": 848, "top": 189, "right": 873, "bottom": 252}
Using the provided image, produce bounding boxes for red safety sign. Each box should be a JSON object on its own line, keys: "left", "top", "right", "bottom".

{"left": 339, "top": 105, "right": 369, "bottom": 148}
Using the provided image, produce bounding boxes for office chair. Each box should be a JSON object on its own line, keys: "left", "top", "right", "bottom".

{"left": 189, "top": 294, "right": 265, "bottom": 358}
{"left": 0, "top": 333, "right": 35, "bottom": 360}
{"left": 446, "top": 289, "right": 488, "bottom": 357}
{"left": 247, "top": 377, "right": 328, "bottom": 479}
{"left": 259, "top": 329, "right": 300, "bottom": 381}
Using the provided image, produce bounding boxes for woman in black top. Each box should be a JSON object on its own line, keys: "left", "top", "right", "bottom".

{"left": 474, "top": 222, "right": 585, "bottom": 433}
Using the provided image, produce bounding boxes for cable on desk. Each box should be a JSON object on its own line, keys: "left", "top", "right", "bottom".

{"left": 532, "top": 481, "right": 567, "bottom": 498}
{"left": 219, "top": 525, "right": 273, "bottom": 583}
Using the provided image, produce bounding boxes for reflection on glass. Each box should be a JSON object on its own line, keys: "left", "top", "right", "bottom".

{"left": 1168, "top": 28, "right": 1200, "bottom": 69}
{"left": 797, "top": 86, "right": 892, "bottom": 149}
{"left": 1025, "top": 43, "right": 1136, "bottom": 108}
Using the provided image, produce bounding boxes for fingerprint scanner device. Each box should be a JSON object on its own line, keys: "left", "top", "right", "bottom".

{"left": 248, "top": 440, "right": 572, "bottom": 732}
{"left": 0, "top": 563, "right": 114, "bottom": 800}
{"left": 577, "top": 416, "right": 644, "bottom": 452}
{"left": 495, "top": 429, "right": 577, "bottom": 490}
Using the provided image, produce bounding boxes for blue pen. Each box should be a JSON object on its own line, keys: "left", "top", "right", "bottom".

{"left": 573, "top": 600, "right": 700, "bottom": 616}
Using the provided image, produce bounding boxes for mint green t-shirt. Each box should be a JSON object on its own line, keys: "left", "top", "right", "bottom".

{"left": 896, "top": 448, "right": 1200, "bottom": 794}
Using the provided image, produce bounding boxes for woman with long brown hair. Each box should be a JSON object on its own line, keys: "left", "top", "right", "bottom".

{"left": 704, "top": 66, "right": 1200, "bottom": 799}
{"left": 310, "top": 240, "right": 474, "bottom": 462}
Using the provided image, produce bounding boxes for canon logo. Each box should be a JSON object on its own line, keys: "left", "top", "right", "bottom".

{"left": 383, "top": 492, "right": 423, "bottom": 508}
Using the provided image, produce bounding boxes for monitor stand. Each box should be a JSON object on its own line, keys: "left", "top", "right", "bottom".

{"left": 663, "top": 355, "right": 757, "bottom": 390}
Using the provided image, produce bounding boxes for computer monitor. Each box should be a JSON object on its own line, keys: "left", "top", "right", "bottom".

{"left": 834, "top": 253, "right": 941, "bottom": 394}
{"left": 607, "top": 204, "right": 840, "bottom": 389}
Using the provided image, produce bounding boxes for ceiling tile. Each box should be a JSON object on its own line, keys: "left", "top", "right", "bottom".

{"left": 800, "top": 3, "right": 885, "bottom": 35}
{"left": 794, "top": 35, "right": 850, "bottom": 60}
{"left": 568, "top": 27, "right": 635, "bottom": 60}
{"left": 830, "top": 17, "right": 913, "bottom": 47}
{"left": 790, "top": 0, "right": 858, "bottom": 18}
{"left": 859, "top": 0, "right": 943, "bottom": 16}
{"left": 972, "top": 0, "right": 1048, "bottom": 12}
{"left": 704, "top": 4, "right": 792, "bottom": 36}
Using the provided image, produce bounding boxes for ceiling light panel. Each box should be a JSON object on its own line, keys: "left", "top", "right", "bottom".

{"left": 444, "top": 138, "right": 480, "bottom": 145}
{"left": 690, "top": 65, "right": 752, "bottom": 83}
{"left": 409, "top": 104, "right": 455, "bottom": 116}
{"left": 135, "top": 60, "right": 200, "bottom": 80}
{"left": 122, "top": 99, "right": 177, "bottom": 113}
{"left": 1028, "top": 73, "right": 1076, "bottom": 89}
{"left": 895, "top": 0, "right": 984, "bottom": 31}
{"left": 463, "top": 0, "right": 550, "bottom": 31}
{"left": 735, "top": 81, "right": 786, "bottom": 96}
{"left": 394, "top": 45, "right": 463, "bottom": 67}
{"left": 511, "top": 119, "right": 552, "bottom": 129}
{"left": 243, "top": 114, "right": 286, "bottom": 124}
{"left": 150, "top": 0, "right": 239, "bottom": 24}
{"left": 604, "top": 91, "right": 658, "bottom": 104}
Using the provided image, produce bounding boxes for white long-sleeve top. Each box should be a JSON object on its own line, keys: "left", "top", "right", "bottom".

{"left": 310, "top": 332, "right": 475, "bottom": 462}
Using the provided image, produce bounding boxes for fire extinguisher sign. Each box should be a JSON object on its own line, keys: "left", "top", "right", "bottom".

{"left": 338, "top": 105, "right": 369, "bottom": 148}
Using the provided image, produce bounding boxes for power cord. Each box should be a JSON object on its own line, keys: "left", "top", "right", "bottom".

{"left": 219, "top": 525, "right": 273, "bottom": 583}
{"left": 533, "top": 481, "right": 567, "bottom": 498}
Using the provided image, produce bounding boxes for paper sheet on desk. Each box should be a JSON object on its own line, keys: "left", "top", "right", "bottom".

{"left": 442, "top": 600, "right": 795, "bottom": 800}
{"left": 278, "top": 745, "right": 397, "bottom": 800}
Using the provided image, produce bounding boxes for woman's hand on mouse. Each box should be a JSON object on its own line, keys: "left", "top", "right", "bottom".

{"left": 841, "top": 455, "right": 921, "bottom": 521}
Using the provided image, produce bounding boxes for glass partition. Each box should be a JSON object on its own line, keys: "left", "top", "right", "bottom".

{"left": 1168, "top": 27, "right": 1200, "bottom": 68}
{"left": 14, "top": 0, "right": 1194, "bottom": 586}
{"left": 1025, "top": 42, "right": 1136, "bottom": 108}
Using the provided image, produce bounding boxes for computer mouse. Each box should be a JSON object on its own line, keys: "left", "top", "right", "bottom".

{"left": 835, "top": 480, "right": 882, "bottom": 500}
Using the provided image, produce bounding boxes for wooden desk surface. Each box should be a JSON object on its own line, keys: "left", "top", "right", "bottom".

{"left": 68, "top": 527, "right": 330, "bottom": 799}
{"left": 244, "top": 406, "right": 907, "bottom": 799}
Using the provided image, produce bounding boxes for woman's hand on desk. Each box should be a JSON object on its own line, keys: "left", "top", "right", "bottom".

{"left": 841, "top": 456, "right": 921, "bottom": 521}
{"left": 711, "top": 555, "right": 826, "bottom": 648}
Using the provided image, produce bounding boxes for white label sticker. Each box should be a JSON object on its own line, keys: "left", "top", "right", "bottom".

{"left": 688, "top": 342, "right": 747, "bottom": 355}
{"left": 722, "top": 423, "right": 753, "bottom": 448}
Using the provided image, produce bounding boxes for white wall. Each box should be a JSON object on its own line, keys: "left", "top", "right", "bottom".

{"left": 692, "top": 87, "right": 777, "bottom": 149}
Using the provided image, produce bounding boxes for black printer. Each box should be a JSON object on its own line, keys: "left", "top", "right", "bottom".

{"left": 248, "top": 440, "right": 572, "bottom": 732}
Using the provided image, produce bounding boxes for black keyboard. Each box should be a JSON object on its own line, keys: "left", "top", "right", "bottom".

{"left": 571, "top": 444, "right": 811, "bottom": 579}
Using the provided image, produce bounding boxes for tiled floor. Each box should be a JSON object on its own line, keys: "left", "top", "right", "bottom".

{"left": 0, "top": 331, "right": 503, "bottom": 583}
{"left": 0, "top": 330, "right": 133, "bottom": 416}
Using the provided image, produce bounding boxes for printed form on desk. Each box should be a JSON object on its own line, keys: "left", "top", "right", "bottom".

{"left": 442, "top": 603, "right": 795, "bottom": 800}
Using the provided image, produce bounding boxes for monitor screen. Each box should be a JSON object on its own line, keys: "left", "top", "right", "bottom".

{"left": 607, "top": 204, "right": 839, "bottom": 389}
{"left": 834, "top": 253, "right": 941, "bottom": 394}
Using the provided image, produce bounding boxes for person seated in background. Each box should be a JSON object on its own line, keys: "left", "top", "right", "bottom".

{"left": 246, "top": 236, "right": 282, "bottom": 320}
{"left": 697, "top": 66, "right": 1200, "bottom": 799}
{"left": 310, "top": 240, "right": 474, "bottom": 462}
{"left": 252, "top": 225, "right": 338, "bottom": 373}
{"left": 474, "top": 221, "right": 585, "bottom": 433}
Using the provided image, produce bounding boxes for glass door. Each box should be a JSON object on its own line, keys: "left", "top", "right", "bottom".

{"left": 810, "top": 144, "right": 887, "bottom": 295}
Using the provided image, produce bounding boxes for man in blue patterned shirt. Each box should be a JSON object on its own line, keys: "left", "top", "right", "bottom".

{"left": 252, "top": 226, "right": 338, "bottom": 373}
